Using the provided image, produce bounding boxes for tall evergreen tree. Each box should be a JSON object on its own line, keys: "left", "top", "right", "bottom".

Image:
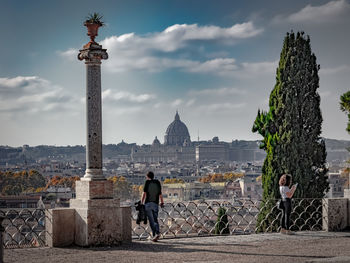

{"left": 340, "top": 91, "right": 350, "bottom": 134}
{"left": 252, "top": 32, "right": 329, "bottom": 231}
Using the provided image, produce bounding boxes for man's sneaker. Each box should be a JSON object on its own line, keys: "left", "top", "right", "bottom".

{"left": 280, "top": 228, "right": 287, "bottom": 234}
{"left": 152, "top": 234, "right": 161, "bottom": 242}
{"left": 147, "top": 235, "right": 154, "bottom": 241}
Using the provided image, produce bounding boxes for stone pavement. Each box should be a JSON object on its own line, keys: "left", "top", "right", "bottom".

{"left": 4, "top": 231, "right": 350, "bottom": 263}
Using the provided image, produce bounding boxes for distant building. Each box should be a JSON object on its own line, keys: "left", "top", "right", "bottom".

{"left": 164, "top": 111, "right": 191, "bottom": 146}
{"left": 237, "top": 177, "right": 262, "bottom": 199}
{"left": 46, "top": 186, "right": 73, "bottom": 200}
{"left": 196, "top": 143, "right": 229, "bottom": 162}
{"left": 224, "top": 181, "right": 242, "bottom": 199}
{"left": 131, "top": 111, "right": 266, "bottom": 163}
{"left": 131, "top": 112, "right": 195, "bottom": 162}
{"left": 326, "top": 173, "right": 346, "bottom": 198}
{"left": 0, "top": 195, "right": 41, "bottom": 208}
{"left": 163, "top": 178, "right": 262, "bottom": 201}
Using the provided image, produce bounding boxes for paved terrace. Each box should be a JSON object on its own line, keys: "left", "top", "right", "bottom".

{"left": 4, "top": 231, "right": 350, "bottom": 263}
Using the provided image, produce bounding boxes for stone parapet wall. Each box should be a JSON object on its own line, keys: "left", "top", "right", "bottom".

{"left": 323, "top": 198, "right": 350, "bottom": 231}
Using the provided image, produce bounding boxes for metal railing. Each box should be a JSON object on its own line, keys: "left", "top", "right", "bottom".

{"left": 131, "top": 198, "right": 325, "bottom": 239}
{"left": 0, "top": 198, "right": 325, "bottom": 247}
{"left": 0, "top": 209, "right": 47, "bottom": 248}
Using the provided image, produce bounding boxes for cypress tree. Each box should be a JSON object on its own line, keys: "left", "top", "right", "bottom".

{"left": 340, "top": 91, "right": 350, "bottom": 134}
{"left": 215, "top": 207, "right": 229, "bottom": 234}
{"left": 252, "top": 31, "right": 329, "bottom": 231}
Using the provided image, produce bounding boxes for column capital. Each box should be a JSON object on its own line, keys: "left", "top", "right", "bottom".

{"left": 78, "top": 42, "right": 108, "bottom": 63}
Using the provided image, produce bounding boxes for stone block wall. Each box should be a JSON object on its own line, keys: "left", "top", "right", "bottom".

{"left": 323, "top": 198, "right": 349, "bottom": 231}
{"left": 46, "top": 208, "right": 75, "bottom": 247}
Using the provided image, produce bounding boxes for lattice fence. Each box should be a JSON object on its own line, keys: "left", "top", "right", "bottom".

{"left": 0, "top": 198, "right": 325, "bottom": 247}
{"left": 131, "top": 198, "right": 325, "bottom": 239}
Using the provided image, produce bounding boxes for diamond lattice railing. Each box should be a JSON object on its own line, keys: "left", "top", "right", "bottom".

{"left": 0, "top": 198, "right": 325, "bottom": 247}
{"left": 0, "top": 208, "right": 47, "bottom": 248}
{"left": 131, "top": 198, "right": 325, "bottom": 240}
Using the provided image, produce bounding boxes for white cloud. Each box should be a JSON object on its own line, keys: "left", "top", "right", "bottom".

{"left": 102, "top": 89, "right": 156, "bottom": 103}
{"left": 171, "top": 99, "right": 183, "bottom": 107}
{"left": 189, "top": 87, "right": 246, "bottom": 96}
{"left": 162, "top": 22, "right": 262, "bottom": 45}
{"left": 60, "top": 22, "right": 264, "bottom": 76}
{"left": 186, "top": 99, "right": 196, "bottom": 107}
{"left": 234, "top": 60, "right": 278, "bottom": 79}
{"left": 320, "top": 65, "right": 350, "bottom": 75}
{"left": 197, "top": 102, "right": 246, "bottom": 114}
{"left": 108, "top": 106, "right": 143, "bottom": 116}
{"left": 90, "top": 22, "right": 262, "bottom": 74}
{"left": 188, "top": 58, "right": 238, "bottom": 74}
{"left": 0, "top": 76, "right": 74, "bottom": 114}
{"left": 274, "top": 0, "right": 350, "bottom": 24}
{"left": 57, "top": 48, "right": 78, "bottom": 60}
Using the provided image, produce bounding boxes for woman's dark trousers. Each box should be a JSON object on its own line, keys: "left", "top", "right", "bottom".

{"left": 281, "top": 198, "right": 292, "bottom": 229}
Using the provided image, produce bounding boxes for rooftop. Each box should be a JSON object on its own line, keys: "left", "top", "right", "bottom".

{"left": 4, "top": 231, "right": 350, "bottom": 263}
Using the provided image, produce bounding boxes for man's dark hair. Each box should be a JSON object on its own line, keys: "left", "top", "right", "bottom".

{"left": 147, "top": 171, "right": 154, "bottom": 179}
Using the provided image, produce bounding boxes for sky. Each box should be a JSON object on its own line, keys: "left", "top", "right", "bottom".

{"left": 0, "top": 0, "right": 350, "bottom": 146}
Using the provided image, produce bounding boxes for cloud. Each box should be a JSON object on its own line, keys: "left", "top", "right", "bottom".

{"left": 189, "top": 87, "right": 246, "bottom": 96}
{"left": 197, "top": 102, "right": 246, "bottom": 114}
{"left": 0, "top": 76, "right": 74, "bottom": 114}
{"left": 102, "top": 89, "right": 156, "bottom": 103}
{"left": 57, "top": 48, "right": 78, "bottom": 60}
{"left": 235, "top": 60, "right": 278, "bottom": 78}
{"left": 188, "top": 58, "right": 238, "bottom": 74}
{"left": 274, "top": 0, "right": 350, "bottom": 24}
{"left": 86, "top": 21, "right": 262, "bottom": 74}
{"left": 320, "top": 65, "right": 350, "bottom": 75}
{"left": 171, "top": 99, "right": 183, "bottom": 107}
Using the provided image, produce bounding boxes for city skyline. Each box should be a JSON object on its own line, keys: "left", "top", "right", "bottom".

{"left": 1, "top": 0, "right": 350, "bottom": 146}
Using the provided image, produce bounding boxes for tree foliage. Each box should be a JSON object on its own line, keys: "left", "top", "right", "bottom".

{"left": 340, "top": 91, "right": 350, "bottom": 134}
{"left": 163, "top": 178, "right": 184, "bottom": 184}
{"left": 215, "top": 207, "right": 229, "bottom": 235}
{"left": 252, "top": 31, "right": 329, "bottom": 231}
{"left": 108, "top": 176, "right": 141, "bottom": 201}
{"left": 199, "top": 173, "right": 243, "bottom": 183}
{"left": 0, "top": 170, "right": 46, "bottom": 195}
{"left": 45, "top": 175, "right": 80, "bottom": 189}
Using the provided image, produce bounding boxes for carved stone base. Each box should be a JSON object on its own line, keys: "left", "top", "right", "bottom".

{"left": 46, "top": 180, "right": 131, "bottom": 247}
{"left": 75, "top": 179, "right": 113, "bottom": 199}
{"left": 70, "top": 199, "right": 131, "bottom": 246}
{"left": 323, "top": 198, "right": 348, "bottom": 231}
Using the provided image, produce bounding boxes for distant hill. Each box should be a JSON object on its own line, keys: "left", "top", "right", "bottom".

{"left": 324, "top": 138, "right": 350, "bottom": 150}
{"left": 0, "top": 138, "right": 348, "bottom": 164}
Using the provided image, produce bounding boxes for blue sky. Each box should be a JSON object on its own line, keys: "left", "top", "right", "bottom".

{"left": 1, "top": 0, "right": 350, "bottom": 146}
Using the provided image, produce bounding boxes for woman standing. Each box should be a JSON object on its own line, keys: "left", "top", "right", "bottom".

{"left": 279, "top": 174, "right": 297, "bottom": 234}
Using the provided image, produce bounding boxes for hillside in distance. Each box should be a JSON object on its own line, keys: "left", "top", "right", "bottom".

{"left": 0, "top": 138, "right": 348, "bottom": 165}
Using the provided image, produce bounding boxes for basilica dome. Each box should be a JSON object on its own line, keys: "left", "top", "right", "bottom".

{"left": 164, "top": 111, "right": 191, "bottom": 146}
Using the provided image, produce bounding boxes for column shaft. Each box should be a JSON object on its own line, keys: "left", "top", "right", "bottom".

{"left": 84, "top": 62, "right": 103, "bottom": 180}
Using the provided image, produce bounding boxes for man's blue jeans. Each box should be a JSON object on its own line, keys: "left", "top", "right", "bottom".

{"left": 145, "top": 202, "right": 160, "bottom": 236}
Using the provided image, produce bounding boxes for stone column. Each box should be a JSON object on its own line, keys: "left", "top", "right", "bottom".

{"left": 78, "top": 42, "right": 108, "bottom": 181}
{"left": 45, "top": 26, "right": 131, "bottom": 247}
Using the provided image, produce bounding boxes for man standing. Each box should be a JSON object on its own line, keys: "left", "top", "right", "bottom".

{"left": 141, "top": 171, "right": 164, "bottom": 242}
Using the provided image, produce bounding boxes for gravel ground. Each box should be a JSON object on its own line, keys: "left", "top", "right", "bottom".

{"left": 3, "top": 232, "right": 350, "bottom": 263}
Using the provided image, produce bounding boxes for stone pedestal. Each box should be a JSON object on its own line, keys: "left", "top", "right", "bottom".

{"left": 75, "top": 180, "right": 113, "bottom": 199}
{"left": 46, "top": 208, "right": 75, "bottom": 247}
{"left": 70, "top": 198, "right": 130, "bottom": 246}
{"left": 323, "top": 198, "right": 348, "bottom": 231}
{"left": 70, "top": 180, "right": 131, "bottom": 246}
{"left": 46, "top": 180, "right": 131, "bottom": 247}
